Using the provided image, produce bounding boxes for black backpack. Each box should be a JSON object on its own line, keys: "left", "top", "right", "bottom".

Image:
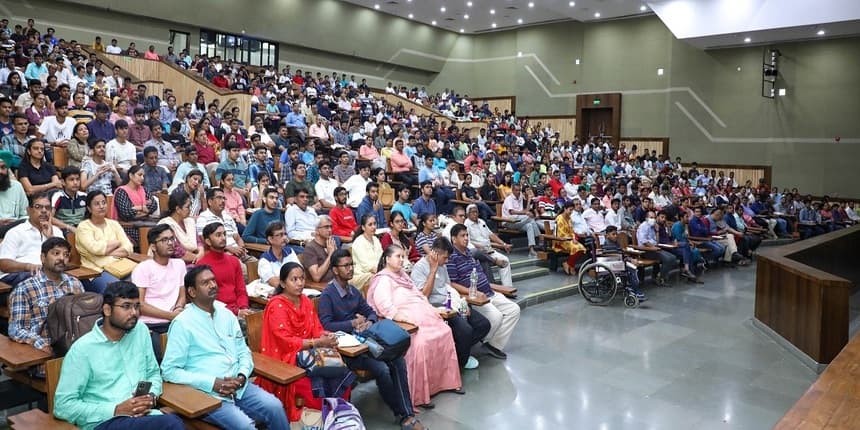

{"left": 46, "top": 293, "right": 104, "bottom": 356}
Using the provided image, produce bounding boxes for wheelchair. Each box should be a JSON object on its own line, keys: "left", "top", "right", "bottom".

{"left": 575, "top": 235, "right": 641, "bottom": 308}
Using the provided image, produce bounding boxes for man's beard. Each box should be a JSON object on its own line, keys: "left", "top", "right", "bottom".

{"left": 0, "top": 173, "right": 11, "bottom": 192}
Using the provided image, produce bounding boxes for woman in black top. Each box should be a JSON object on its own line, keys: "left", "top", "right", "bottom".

{"left": 17, "top": 138, "right": 62, "bottom": 196}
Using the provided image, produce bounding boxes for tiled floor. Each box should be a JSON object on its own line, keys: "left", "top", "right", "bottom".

{"left": 351, "top": 262, "right": 821, "bottom": 429}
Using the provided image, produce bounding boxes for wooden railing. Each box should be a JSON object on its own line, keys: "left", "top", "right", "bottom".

{"left": 520, "top": 115, "right": 577, "bottom": 142}
{"left": 755, "top": 226, "right": 859, "bottom": 365}
{"left": 368, "top": 89, "right": 488, "bottom": 133}
{"left": 88, "top": 52, "right": 253, "bottom": 125}
{"left": 619, "top": 137, "right": 669, "bottom": 158}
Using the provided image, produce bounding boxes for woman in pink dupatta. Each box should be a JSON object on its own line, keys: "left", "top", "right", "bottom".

{"left": 366, "top": 244, "right": 463, "bottom": 408}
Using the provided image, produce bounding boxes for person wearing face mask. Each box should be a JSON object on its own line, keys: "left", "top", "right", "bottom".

{"left": 635, "top": 210, "right": 679, "bottom": 286}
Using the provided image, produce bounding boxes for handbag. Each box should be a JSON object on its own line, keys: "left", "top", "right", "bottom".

{"left": 103, "top": 257, "right": 137, "bottom": 279}
{"left": 296, "top": 347, "right": 346, "bottom": 371}
{"left": 379, "top": 186, "right": 395, "bottom": 206}
{"left": 358, "top": 319, "right": 411, "bottom": 362}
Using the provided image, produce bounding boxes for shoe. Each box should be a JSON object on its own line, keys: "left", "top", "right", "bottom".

{"left": 451, "top": 387, "right": 466, "bottom": 395}
{"left": 561, "top": 262, "right": 572, "bottom": 275}
{"left": 484, "top": 343, "right": 508, "bottom": 359}
{"left": 464, "top": 356, "right": 479, "bottom": 369}
{"left": 418, "top": 402, "right": 435, "bottom": 409}
{"left": 529, "top": 249, "right": 539, "bottom": 258}
{"left": 400, "top": 416, "right": 427, "bottom": 430}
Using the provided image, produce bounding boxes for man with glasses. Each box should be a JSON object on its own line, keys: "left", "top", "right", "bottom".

{"left": 55, "top": 281, "right": 184, "bottom": 430}
{"left": 302, "top": 216, "right": 338, "bottom": 284}
{"left": 163, "top": 265, "right": 288, "bottom": 430}
{"left": 0, "top": 192, "right": 63, "bottom": 287}
{"left": 257, "top": 221, "right": 300, "bottom": 288}
{"left": 9, "top": 237, "right": 84, "bottom": 354}
{"left": 318, "top": 249, "right": 426, "bottom": 430}
{"left": 0, "top": 151, "right": 28, "bottom": 238}
{"left": 329, "top": 186, "right": 357, "bottom": 242}
{"left": 131, "top": 224, "right": 187, "bottom": 361}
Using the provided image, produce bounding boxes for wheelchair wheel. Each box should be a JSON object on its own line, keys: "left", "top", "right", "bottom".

{"left": 576, "top": 257, "right": 593, "bottom": 278}
{"left": 624, "top": 294, "right": 640, "bottom": 308}
{"left": 578, "top": 263, "right": 619, "bottom": 306}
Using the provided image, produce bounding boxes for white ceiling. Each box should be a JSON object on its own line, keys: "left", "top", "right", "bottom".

{"left": 342, "top": 0, "right": 860, "bottom": 48}
{"left": 341, "top": 0, "right": 654, "bottom": 33}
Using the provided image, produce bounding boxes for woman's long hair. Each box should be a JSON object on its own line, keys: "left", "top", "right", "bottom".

{"left": 274, "top": 261, "right": 304, "bottom": 295}
{"left": 388, "top": 210, "right": 410, "bottom": 248}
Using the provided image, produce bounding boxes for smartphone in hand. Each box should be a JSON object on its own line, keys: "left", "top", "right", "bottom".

{"left": 134, "top": 380, "right": 152, "bottom": 397}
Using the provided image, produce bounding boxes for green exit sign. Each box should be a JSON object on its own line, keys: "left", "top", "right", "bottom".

{"left": 592, "top": 98, "right": 601, "bottom": 105}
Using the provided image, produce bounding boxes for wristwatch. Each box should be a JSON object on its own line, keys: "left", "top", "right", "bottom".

{"left": 237, "top": 373, "right": 247, "bottom": 388}
{"left": 147, "top": 392, "right": 158, "bottom": 407}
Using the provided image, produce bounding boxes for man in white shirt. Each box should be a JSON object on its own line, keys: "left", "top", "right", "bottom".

{"left": 342, "top": 164, "right": 371, "bottom": 208}
{"left": 284, "top": 188, "right": 318, "bottom": 242}
{"left": 571, "top": 199, "right": 593, "bottom": 238}
{"left": 501, "top": 183, "right": 541, "bottom": 257}
{"left": 105, "top": 38, "right": 122, "bottom": 54}
{"left": 604, "top": 198, "right": 622, "bottom": 230}
{"left": 106, "top": 120, "right": 137, "bottom": 175}
{"left": 465, "top": 204, "right": 513, "bottom": 286}
{"left": 582, "top": 198, "right": 608, "bottom": 236}
{"left": 314, "top": 161, "right": 338, "bottom": 209}
{"left": 0, "top": 192, "right": 63, "bottom": 287}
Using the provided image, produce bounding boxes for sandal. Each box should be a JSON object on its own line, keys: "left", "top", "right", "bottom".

{"left": 401, "top": 416, "right": 428, "bottom": 430}
{"left": 417, "top": 402, "right": 435, "bottom": 409}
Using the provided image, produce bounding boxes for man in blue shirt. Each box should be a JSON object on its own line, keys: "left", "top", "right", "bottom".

{"left": 318, "top": 250, "right": 425, "bottom": 430}
{"left": 412, "top": 181, "right": 437, "bottom": 224}
{"left": 86, "top": 103, "right": 116, "bottom": 143}
{"left": 242, "top": 187, "right": 282, "bottom": 244}
{"left": 356, "top": 182, "right": 387, "bottom": 229}
{"left": 162, "top": 265, "right": 288, "bottom": 430}
{"left": 284, "top": 103, "right": 307, "bottom": 140}
{"left": 688, "top": 206, "right": 726, "bottom": 265}
{"left": 23, "top": 52, "right": 48, "bottom": 81}
{"left": 54, "top": 281, "right": 184, "bottom": 430}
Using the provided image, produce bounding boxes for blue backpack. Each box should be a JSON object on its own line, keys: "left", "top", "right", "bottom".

{"left": 360, "top": 319, "right": 411, "bottom": 362}
{"left": 321, "top": 397, "right": 365, "bottom": 430}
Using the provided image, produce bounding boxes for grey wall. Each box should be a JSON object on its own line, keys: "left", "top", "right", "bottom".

{"left": 11, "top": 0, "right": 860, "bottom": 196}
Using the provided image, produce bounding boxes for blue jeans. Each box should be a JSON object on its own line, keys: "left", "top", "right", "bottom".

{"left": 345, "top": 354, "right": 413, "bottom": 420}
{"left": 95, "top": 414, "right": 184, "bottom": 430}
{"left": 83, "top": 271, "right": 123, "bottom": 293}
{"left": 202, "top": 383, "right": 289, "bottom": 430}
{"left": 697, "top": 241, "right": 725, "bottom": 264}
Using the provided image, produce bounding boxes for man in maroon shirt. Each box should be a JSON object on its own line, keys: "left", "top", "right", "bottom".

{"left": 197, "top": 222, "right": 251, "bottom": 318}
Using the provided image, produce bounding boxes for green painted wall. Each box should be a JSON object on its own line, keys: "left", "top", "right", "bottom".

{"left": 12, "top": 1, "right": 860, "bottom": 195}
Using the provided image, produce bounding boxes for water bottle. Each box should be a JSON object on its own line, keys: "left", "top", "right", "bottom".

{"left": 364, "top": 336, "right": 384, "bottom": 358}
{"left": 469, "top": 268, "right": 478, "bottom": 299}
{"left": 445, "top": 291, "right": 452, "bottom": 310}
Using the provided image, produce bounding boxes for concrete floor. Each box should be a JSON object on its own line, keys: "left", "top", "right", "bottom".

{"left": 351, "top": 262, "right": 820, "bottom": 430}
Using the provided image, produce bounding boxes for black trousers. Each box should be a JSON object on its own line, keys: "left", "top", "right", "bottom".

{"left": 447, "top": 308, "right": 491, "bottom": 367}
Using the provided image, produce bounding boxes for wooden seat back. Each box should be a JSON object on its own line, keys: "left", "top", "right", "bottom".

{"left": 45, "top": 357, "right": 63, "bottom": 414}
{"left": 66, "top": 232, "right": 82, "bottom": 267}
{"left": 246, "top": 310, "right": 263, "bottom": 353}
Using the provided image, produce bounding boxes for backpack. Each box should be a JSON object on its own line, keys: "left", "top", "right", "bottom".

{"left": 46, "top": 293, "right": 104, "bottom": 356}
{"left": 321, "top": 397, "right": 365, "bottom": 430}
{"left": 359, "top": 319, "right": 411, "bottom": 362}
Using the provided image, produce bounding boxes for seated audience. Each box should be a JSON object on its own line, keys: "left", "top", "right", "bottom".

{"left": 343, "top": 163, "right": 371, "bottom": 208}
{"left": 157, "top": 190, "right": 203, "bottom": 264}
{"left": 170, "top": 168, "right": 206, "bottom": 217}
{"left": 501, "top": 183, "right": 541, "bottom": 256}
{"left": 380, "top": 210, "right": 420, "bottom": 265}
{"left": 367, "top": 244, "right": 463, "bottom": 408}
{"left": 77, "top": 190, "right": 134, "bottom": 293}
{"left": 80, "top": 139, "right": 120, "bottom": 196}
{"left": 319, "top": 249, "right": 426, "bottom": 430}
{"left": 111, "top": 165, "right": 159, "bottom": 246}
{"left": 351, "top": 214, "right": 384, "bottom": 293}
{"left": 329, "top": 186, "right": 357, "bottom": 241}
{"left": 257, "top": 221, "right": 300, "bottom": 287}
{"left": 162, "top": 265, "right": 289, "bottom": 430}
{"left": 411, "top": 237, "right": 491, "bottom": 369}
{"left": 170, "top": 147, "right": 211, "bottom": 191}
{"left": 465, "top": 204, "right": 514, "bottom": 285}
{"left": 602, "top": 226, "right": 646, "bottom": 300}
{"left": 141, "top": 146, "right": 170, "bottom": 194}
{"left": 391, "top": 185, "right": 415, "bottom": 229}
{"left": 636, "top": 210, "right": 681, "bottom": 283}
{"left": 18, "top": 138, "right": 62, "bottom": 196}
{"left": 132, "top": 224, "right": 186, "bottom": 361}
{"left": 197, "top": 222, "right": 251, "bottom": 317}
{"left": 220, "top": 171, "right": 247, "bottom": 229}
{"left": 256, "top": 262, "right": 354, "bottom": 421}
{"left": 552, "top": 201, "right": 587, "bottom": 275}
{"left": 197, "top": 187, "right": 254, "bottom": 264}
{"left": 9, "top": 237, "right": 84, "bottom": 353}
{"left": 356, "top": 182, "right": 387, "bottom": 229}
{"left": 446, "top": 224, "right": 521, "bottom": 360}
{"left": 243, "top": 187, "right": 282, "bottom": 244}
{"left": 414, "top": 213, "right": 439, "bottom": 257}
{"left": 51, "top": 166, "right": 87, "bottom": 233}
{"left": 284, "top": 187, "right": 318, "bottom": 242}
{"left": 302, "top": 216, "right": 338, "bottom": 284}
{"left": 0, "top": 152, "right": 28, "bottom": 238}
{"left": 0, "top": 192, "right": 63, "bottom": 287}
{"left": 54, "top": 281, "right": 184, "bottom": 430}
{"left": 106, "top": 120, "right": 136, "bottom": 178}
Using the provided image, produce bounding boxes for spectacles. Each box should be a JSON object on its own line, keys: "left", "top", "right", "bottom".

{"left": 156, "top": 236, "right": 176, "bottom": 244}
{"left": 31, "top": 204, "right": 51, "bottom": 211}
{"left": 113, "top": 303, "right": 141, "bottom": 311}
{"left": 317, "top": 224, "right": 333, "bottom": 229}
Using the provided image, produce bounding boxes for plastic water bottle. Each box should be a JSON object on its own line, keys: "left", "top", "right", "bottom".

{"left": 445, "top": 291, "right": 452, "bottom": 310}
{"left": 469, "top": 268, "right": 478, "bottom": 299}
{"left": 364, "top": 337, "right": 384, "bottom": 358}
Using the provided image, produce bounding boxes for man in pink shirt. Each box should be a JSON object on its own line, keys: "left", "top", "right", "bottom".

{"left": 131, "top": 224, "right": 186, "bottom": 360}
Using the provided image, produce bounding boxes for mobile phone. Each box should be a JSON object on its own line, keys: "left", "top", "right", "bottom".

{"left": 134, "top": 381, "right": 152, "bottom": 397}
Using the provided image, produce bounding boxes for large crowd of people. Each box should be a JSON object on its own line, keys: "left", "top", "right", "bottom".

{"left": 0, "top": 18, "right": 857, "bottom": 430}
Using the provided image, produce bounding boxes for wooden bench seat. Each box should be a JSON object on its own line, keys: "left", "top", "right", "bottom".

{"left": 8, "top": 358, "right": 75, "bottom": 430}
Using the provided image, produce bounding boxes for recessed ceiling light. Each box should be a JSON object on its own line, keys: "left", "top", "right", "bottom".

{"left": 467, "top": 1, "right": 472, "bottom": 6}
{"left": 817, "top": 29, "right": 826, "bottom": 36}
{"left": 517, "top": 51, "right": 523, "bottom": 57}
{"left": 736, "top": 66, "right": 742, "bottom": 71}
{"left": 575, "top": 58, "right": 580, "bottom": 65}
{"left": 491, "top": 23, "right": 497, "bottom": 28}
{"left": 440, "top": 6, "right": 446, "bottom": 12}
{"left": 594, "top": 12, "right": 601, "bottom": 18}
{"left": 460, "top": 28, "right": 465, "bottom": 33}
{"left": 657, "top": 68, "right": 664, "bottom": 76}
{"left": 517, "top": 18, "right": 523, "bottom": 24}
{"left": 464, "top": 14, "right": 469, "bottom": 19}
{"left": 431, "top": 20, "right": 437, "bottom": 25}
{"left": 744, "top": 37, "right": 751, "bottom": 43}
{"left": 569, "top": 1, "right": 575, "bottom": 6}
{"left": 374, "top": 4, "right": 380, "bottom": 9}
{"left": 640, "top": 5, "right": 647, "bottom": 11}
{"left": 408, "top": 13, "right": 414, "bottom": 19}
{"left": 490, "top": 9, "right": 495, "bottom": 14}
{"left": 528, "top": 2, "right": 534, "bottom": 7}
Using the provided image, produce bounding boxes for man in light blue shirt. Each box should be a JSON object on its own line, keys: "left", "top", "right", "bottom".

{"left": 162, "top": 265, "right": 288, "bottom": 430}
{"left": 284, "top": 103, "right": 307, "bottom": 140}
{"left": 54, "top": 281, "right": 184, "bottom": 430}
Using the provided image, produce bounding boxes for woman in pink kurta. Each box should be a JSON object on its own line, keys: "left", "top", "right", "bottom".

{"left": 367, "top": 244, "right": 462, "bottom": 407}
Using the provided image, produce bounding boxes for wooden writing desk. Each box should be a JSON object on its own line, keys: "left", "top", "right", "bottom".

{"left": 0, "top": 335, "right": 51, "bottom": 370}
{"left": 251, "top": 351, "right": 305, "bottom": 385}
{"left": 160, "top": 383, "right": 221, "bottom": 419}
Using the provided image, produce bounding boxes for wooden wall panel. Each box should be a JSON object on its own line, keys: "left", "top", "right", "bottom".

{"left": 520, "top": 116, "right": 577, "bottom": 142}
{"left": 619, "top": 138, "right": 669, "bottom": 158}
{"left": 695, "top": 164, "right": 771, "bottom": 189}
{"left": 476, "top": 96, "right": 515, "bottom": 115}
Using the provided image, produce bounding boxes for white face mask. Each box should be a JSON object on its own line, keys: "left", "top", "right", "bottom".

{"left": 646, "top": 218, "right": 657, "bottom": 226}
